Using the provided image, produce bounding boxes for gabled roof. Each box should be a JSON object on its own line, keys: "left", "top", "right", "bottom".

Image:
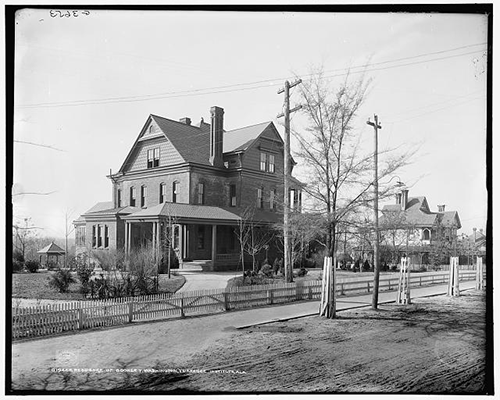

{"left": 117, "top": 114, "right": 280, "bottom": 172}
{"left": 223, "top": 121, "right": 274, "bottom": 153}
{"left": 381, "top": 196, "right": 461, "bottom": 229}
{"left": 37, "top": 242, "right": 65, "bottom": 255}
{"left": 151, "top": 114, "right": 211, "bottom": 165}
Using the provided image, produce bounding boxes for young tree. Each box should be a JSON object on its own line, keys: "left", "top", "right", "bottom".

{"left": 235, "top": 207, "right": 275, "bottom": 275}
{"left": 293, "top": 68, "right": 416, "bottom": 313}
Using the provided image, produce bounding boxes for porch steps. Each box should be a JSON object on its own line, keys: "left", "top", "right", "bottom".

{"left": 179, "top": 260, "right": 211, "bottom": 271}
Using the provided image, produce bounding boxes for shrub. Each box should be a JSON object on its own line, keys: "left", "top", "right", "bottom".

{"left": 297, "top": 267, "right": 308, "bottom": 277}
{"left": 260, "top": 263, "right": 273, "bottom": 277}
{"left": 13, "top": 249, "right": 25, "bottom": 263}
{"left": 48, "top": 269, "right": 76, "bottom": 293}
{"left": 25, "top": 259, "right": 40, "bottom": 273}
{"left": 12, "top": 260, "right": 24, "bottom": 273}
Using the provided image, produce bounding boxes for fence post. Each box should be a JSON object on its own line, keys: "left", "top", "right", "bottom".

{"left": 267, "top": 290, "right": 273, "bottom": 305}
{"left": 78, "top": 305, "right": 83, "bottom": 330}
{"left": 180, "top": 297, "right": 185, "bottom": 318}
{"left": 128, "top": 301, "right": 133, "bottom": 323}
{"left": 340, "top": 283, "right": 344, "bottom": 296}
{"left": 367, "top": 282, "right": 370, "bottom": 293}
{"left": 224, "top": 292, "right": 230, "bottom": 311}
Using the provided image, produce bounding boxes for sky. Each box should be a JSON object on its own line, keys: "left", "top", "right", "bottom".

{"left": 12, "top": 7, "right": 490, "bottom": 240}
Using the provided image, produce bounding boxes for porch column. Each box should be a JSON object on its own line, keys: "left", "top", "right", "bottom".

{"left": 126, "top": 222, "right": 132, "bottom": 255}
{"left": 182, "top": 225, "right": 188, "bottom": 259}
{"left": 156, "top": 221, "right": 161, "bottom": 260}
{"left": 153, "top": 222, "right": 157, "bottom": 261}
{"left": 211, "top": 224, "right": 217, "bottom": 267}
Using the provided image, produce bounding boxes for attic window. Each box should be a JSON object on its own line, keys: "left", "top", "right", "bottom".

{"left": 147, "top": 148, "right": 160, "bottom": 168}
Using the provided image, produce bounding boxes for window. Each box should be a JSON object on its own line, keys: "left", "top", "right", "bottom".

{"left": 198, "top": 183, "right": 205, "bottom": 205}
{"left": 172, "top": 181, "right": 179, "bottom": 203}
{"left": 147, "top": 148, "right": 160, "bottom": 168}
{"left": 197, "top": 225, "right": 205, "bottom": 249}
{"left": 97, "top": 225, "right": 102, "bottom": 248}
{"left": 260, "top": 152, "right": 267, "bottom": 171}
{"left": 289, "top": 189, "right": 296, "bottom": 211}
{"left": 104, "top": 225, "right": 109, "bottom": 248}
{"left": 269, "top": 154, "right": 275, "bottom": 173}
{"left": 141, "top": 185, "right": 147, "bottom": 207}
{"left": 76, "top": 226, "right": 86, "bottom": 246}
{"left": 422, "top": 229, "right": 431, "bottom": 241}
{"left": 130, "top": 186, "right": 136, "bottom": 207}
{"left": 230, "top": 184, "right": 237, "bottom": 207}
{"left": 270, "top": 189, "right": 276, "bottom": 211}
{"left": 117, "top": 189, "right": 122, "bottom": 208}
{"left": 257, "top": 188, "right": 264, "bottom": 208}
{"left": 159, "top": 183, "right": 166, "bottom": 203}
{"left": 92, "top": 226, "right": 96, "bottom": 248}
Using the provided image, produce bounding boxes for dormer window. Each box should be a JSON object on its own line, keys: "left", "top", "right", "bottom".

{"left": 147, "top": 148, "right": 160, "bottom": 168}
{"left": 422, "top": 228, "right": 431, "bottom": 241}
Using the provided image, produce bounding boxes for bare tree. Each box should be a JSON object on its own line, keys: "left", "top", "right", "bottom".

{"left": 12, "top": 217, "right": 41, "bottom": 262}
{"left": 235, "top": 207, "right": 275, "bottom": 275}
{"left": 293, "top": 68, "right": 416, "bottom": 314}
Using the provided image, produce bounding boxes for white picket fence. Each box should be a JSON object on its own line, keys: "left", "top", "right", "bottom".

{"left": 12, "top": 270, "right": 478, "bottom": 340}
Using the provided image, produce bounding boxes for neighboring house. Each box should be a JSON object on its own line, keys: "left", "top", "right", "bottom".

{"left": 378, "top": 189, "right": 462, "bottom": 266}
{"left": 459, "top": 228, "right": 486, "bottom": 265}
{"left": 74, "top": 106, "right": 302, "bottom": 269}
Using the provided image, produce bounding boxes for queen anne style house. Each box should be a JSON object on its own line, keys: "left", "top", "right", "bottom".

{"left": 378, "top": 189, "right": 462, "bottom": 266}
{"left": 74, "top": 106, "right": 302, "bottom": 270}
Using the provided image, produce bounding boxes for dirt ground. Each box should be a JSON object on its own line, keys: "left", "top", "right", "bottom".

{"left": 10, "top": 290, "right": 488, "bottom": 394}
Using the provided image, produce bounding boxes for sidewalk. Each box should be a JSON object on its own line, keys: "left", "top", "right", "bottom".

{"left": 233, "top": 279, "right": 477, "bottom": 329}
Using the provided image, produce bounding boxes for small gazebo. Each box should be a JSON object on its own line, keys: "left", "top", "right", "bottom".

{"left": 37, "top": 242, "right": 66, "bottom": 269}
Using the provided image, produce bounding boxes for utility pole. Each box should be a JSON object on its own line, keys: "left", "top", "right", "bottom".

{"left": 277, "top": 79, "right": 302, "bottom": 283}
{"left": 367, "top": 114, "right": 381, "bottom": 309}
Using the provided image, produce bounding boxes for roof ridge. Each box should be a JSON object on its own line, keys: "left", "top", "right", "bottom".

{"left": 150, "top": 114, "right": 204, "bottom": 130}
{"left": 225, "top": 121, "right": 271, "bottom": 134}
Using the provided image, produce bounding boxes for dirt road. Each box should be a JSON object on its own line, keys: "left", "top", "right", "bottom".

{"left": 10, "top": 289, "right": 488, "bottom": 393}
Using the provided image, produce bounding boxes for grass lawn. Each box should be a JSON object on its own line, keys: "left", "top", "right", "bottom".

{"left": 12, "top": 271, "right": 186, "bottom": 300}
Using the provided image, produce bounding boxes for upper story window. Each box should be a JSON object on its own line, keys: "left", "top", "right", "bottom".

{"left": 260, "top": 151, "right": 276, "bottom": 173}
{"left": 257, "top": 188, "right": 264, "bottom": 209}
{"left": 141, "top": 185, "right": 147, "bottom": 208}
{"left": 260, "top": 152, "right": 267, "bottom": 171}
{"left": 147, "top": 148, "right": 160, "bottom": 168}
{"left": 117, "top": 189, "right": 122, "bottom": 208}
{"left": 172, "top": 181, "right": 180, "bottom": 203}
{"left": 92, "top": 225, "right": 96, "bottom": 248}
{"left": 269, "top": 154, "right": 275, "bottom": 173}
{"left": 198, "top": 183, "right": 205, "bottom": 205}
{"left": 229, "top": 184, "right": 237, "bottom": 207}
{"left": 130, "top": 186, "right": 136, "bottom": 207}
{"left": 422, "top": 228, "right": 431, "bottom": 241}
{"left": 159, "top": 183, "right": 166, "bottom": 203}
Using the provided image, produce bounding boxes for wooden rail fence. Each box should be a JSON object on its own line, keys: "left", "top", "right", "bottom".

{"left": 12, "top": 271, "right": 478, "bottom": 340}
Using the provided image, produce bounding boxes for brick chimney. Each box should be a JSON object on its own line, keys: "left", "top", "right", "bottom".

{"left": 209, "top": 106, "right": 224, "bottom": 167}
{"left": 438, "top": 204, "right": 446, "bottom": 213}
{"left": 401, "top": 189, "right": 409, "bottom": 211}
{"left": 179, "top": 117, "right": 191, "bottom": 125}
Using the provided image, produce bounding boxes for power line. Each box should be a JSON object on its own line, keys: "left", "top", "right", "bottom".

{"left": 14, "top": 140, "right": 66, "bottom": 152}
{"left": 16, "top": 43, "right": 487, "bottom": 109}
